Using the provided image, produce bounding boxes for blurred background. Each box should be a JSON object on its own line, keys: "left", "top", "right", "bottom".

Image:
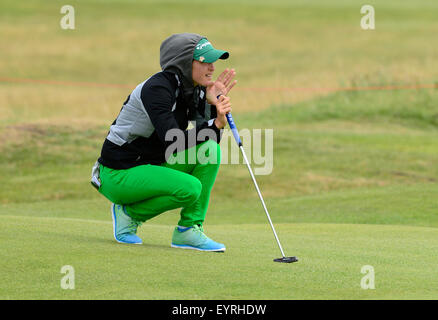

{"left": 1, "top": 0, "right": 437, "bottom": 206}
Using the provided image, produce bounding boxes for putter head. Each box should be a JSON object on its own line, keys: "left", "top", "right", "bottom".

{"left": 274, "top": 256, "right": 298, "bottom": 263}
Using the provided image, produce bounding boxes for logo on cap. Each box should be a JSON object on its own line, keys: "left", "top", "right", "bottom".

{"left": 193, "top": 38, "right": 229, "bottom": 63}
{"left": 196, "top": 41, "right": 211, "bottom": 50}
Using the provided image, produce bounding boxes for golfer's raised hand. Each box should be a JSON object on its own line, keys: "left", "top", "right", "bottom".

{"left": 214, "top": 95, "right": 232, "bottom": 129}
{"left": 206, "top": 68, "right": 237, "bottom": 105}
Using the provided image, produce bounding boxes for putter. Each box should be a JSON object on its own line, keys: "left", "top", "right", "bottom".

{"left": 226, "top": 112, "right": 298, "bottom": 264}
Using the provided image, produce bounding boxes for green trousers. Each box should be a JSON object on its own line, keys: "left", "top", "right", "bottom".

{"left": 98, "top": 140, "right": 221, "bottom": 227}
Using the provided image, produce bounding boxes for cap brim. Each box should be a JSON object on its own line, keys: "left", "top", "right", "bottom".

{"left": 198, "top": 49, "right": 229, "bottom": 63}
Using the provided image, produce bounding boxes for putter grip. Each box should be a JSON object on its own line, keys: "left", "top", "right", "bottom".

{"left": 226, "top": 113, "right": 242, "bottom": 147}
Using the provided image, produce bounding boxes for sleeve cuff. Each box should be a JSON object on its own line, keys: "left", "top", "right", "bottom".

{"left": 207, "top": 118, "right": 223, "bottom": 142}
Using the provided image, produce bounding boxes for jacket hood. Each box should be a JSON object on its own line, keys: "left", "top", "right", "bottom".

{"left": 160, "top": 33, "right": 205, "bottom": 99}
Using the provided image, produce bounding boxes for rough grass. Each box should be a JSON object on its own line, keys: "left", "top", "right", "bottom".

{"left": 1, "top": 0, "right": 438, "bottom": 116}
{"left": 1, "top": 88, "right": 437, "bottom": 227}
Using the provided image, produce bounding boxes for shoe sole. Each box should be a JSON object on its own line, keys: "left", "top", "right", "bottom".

{"left": 171, "top": 243, "right": 226, "bottom": 252}
{"left": 111, "top": 203, "right": 142, "bottom": 245}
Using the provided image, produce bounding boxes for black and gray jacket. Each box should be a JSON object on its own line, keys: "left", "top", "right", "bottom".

{"left": 97, "top": 33, "right": 222, "bottom": 170}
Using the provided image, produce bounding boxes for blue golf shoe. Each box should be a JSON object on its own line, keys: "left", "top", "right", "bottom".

{"left": 111, "top": 203, "right": 143, "bottom": 244}
{"left": 171, "top": 224, "right": 225, "bottom": 252}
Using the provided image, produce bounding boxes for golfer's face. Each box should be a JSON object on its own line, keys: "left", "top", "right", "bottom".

{"left": 192, "top": 60, "right": 215, "bottom": 86}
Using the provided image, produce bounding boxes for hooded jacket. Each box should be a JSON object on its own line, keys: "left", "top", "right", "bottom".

{"left": 97, "top": 33, "right": 222, "bottom": 169}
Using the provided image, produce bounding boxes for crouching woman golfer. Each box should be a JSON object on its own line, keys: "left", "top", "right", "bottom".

{"left": 91, "top": 33, "right": 236, "bottom": 252}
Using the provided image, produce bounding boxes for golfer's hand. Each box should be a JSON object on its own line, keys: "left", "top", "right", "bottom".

{"left": 206, "top": 68, "right": 237, "bottom": 105}
{"left": 214, "top": 95, "right": 232, "bottom": 129}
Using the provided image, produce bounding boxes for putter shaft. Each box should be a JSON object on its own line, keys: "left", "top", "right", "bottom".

{"left": 239, "top": 145, "right": 286, "bottom": 258}
{"left": 226, "top": 112, "right": 295, "bottom": 261}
